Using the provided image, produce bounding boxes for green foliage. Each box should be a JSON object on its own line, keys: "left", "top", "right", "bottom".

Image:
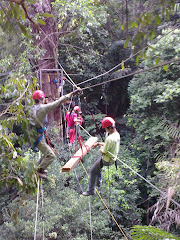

{"left": 0, "top": 0, "right": 55, "bottom": 37}
{"left": 131, "top": 225, "right": 180, "bottom": 240}
{"left": 126, "top": 28, "right": 180, "bottom": 233}
{"left": 0, "top": 139, "right": 142, "bottom": 239}
{"left": 0, "top": 75, "right": 39, "bottom": 193}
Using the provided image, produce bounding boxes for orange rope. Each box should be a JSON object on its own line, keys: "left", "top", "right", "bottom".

{"left": 79, "top": 160, "right": 129, "bottom": 240}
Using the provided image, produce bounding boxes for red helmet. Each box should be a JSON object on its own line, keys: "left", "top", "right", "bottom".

{"left": 32, "top": 90, "right": 45, "bottom": 100}
{"left": 74, "top": 106, "right": 81, "bottom": 112}
{"left": 101, "top": 117, "right": 115, "bottom": 129}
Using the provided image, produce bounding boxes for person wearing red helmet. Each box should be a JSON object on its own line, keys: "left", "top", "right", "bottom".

{"left": 30, "top": 88, "right": 81, "bottom": 178}
{"left": 82, "top": 116, "right": 120, "bottom": 196}
{"left": 73, "top": 105, "right": 83, "bottom": 125}
{"left": 65, "top": 105, "right": 83, "bottom": 146}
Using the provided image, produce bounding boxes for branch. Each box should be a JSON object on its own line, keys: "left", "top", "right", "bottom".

{"left": 0, "top": 81, "right": 30, "bottom": 118}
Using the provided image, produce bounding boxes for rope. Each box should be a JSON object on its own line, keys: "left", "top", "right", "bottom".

{"left": 79, "top": 124, "right": 92, "bottom": 137}
{"left": 80, "top": 57, "right": 180, "bottom": 91}
{"left": 96, "top": 189, "right": 129, "bottom": 239}
{"left": 77, "top": 23, "right": 179, "bottom": 87}
{"left": 67, "top": 138, "right": 84, "bottom": 193}
{"left": 78, "top": 124, "right": 180, "bottom": 224}
{"left": 78, "top": 142, "right": 129, "bottom": 239}
{"left": 41, "top": 180, "right": 45, "bottom": 240}
{"left": 107, "top": 151, "right": 180, "bottom": 208}
{"left": 34, "top": 178, "right": 40, "bottom": 240}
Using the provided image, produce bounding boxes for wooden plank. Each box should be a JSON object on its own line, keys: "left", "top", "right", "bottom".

{"left": 62, "top": 137, "right": 98, "bottom": 172}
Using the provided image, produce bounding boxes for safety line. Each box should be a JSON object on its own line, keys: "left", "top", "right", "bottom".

{"left": 58, "top": 60, "right": 78, "bottom": 89}
{"left": 96, "top": 189, "right": 129, "bottom": 240}
{"left": 107, "top": 152, "right": 180, "bottom": 208}
{"left": 67, "top": 134, "right": 94, "bottom": 238}
{"left": 79, "top": 124, "right": 92, "bottom": 137}
{"left": 78, "top": 124, "right": 180, "bottom": 214}
{"left": 34, "top": 178, "right": 40, "bottom": 240}
{"left": 79, "top": 156, "right": 129, "bottom": 239}
{"left": 76, "top": 130, "right": 129, "bottom": 239}
{"left": 41, "top": 180, "right": 45, "bottom": 240}
{"left": 80, "top": 57, "right": 180, "bottom": 91}
{"left": 77, "top": 24, "right": 179, "bottom": 86}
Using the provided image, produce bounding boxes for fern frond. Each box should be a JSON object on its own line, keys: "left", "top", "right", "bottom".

{"left": 159, "top": 120, "right": 180, "bottom": 140}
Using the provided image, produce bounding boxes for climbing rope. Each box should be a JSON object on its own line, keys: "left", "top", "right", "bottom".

{"left": 76, "top": 23, "right": 179, "bottom": 87}
{"left": 77, "top": 124, "right": 180, "bottom": 237}
{"left": 80, "top": 57, "right": 180, "bottom": 91}
{"left": 34, "top": 152, "right": 46, "bottom": 240}
{"left": 79, "top": 158, "right": 129, "bottom": 240}
{"left": 67, "top": 135, "right": 93, "bottom": 238}
{"left": 107, "top": 151, "right": 180, "bottom": 208}
{"left": 34, "top": 178, "right": 40, "bottom": 240}
{"left": 41, "top": 180, "right": 45, "bottom": 240}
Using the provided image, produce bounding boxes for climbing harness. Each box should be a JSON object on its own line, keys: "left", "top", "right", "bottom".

{"left": 33, "top": 125, "right": 46, "bottom": 150}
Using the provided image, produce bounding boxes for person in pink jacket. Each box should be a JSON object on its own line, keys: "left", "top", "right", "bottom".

{"left": 65, "top": 105, "right": 83, "bottom": 146}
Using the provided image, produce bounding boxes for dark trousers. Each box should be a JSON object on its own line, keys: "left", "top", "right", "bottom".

{"left": 86, "top": 156, "right": 113, "bottom": 193}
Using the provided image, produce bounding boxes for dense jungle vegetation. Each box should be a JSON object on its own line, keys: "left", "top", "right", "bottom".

{"left": 0, "top": 0, "right": 180, "bottom": 239}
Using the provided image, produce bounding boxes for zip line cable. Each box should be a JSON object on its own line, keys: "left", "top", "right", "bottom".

{"left": 80, "top": 57, "right": 180, "bottom": 91}
{"left": 107, "top": 152, "right": 180, "bottom": 208}
{"left": 39, "top": 23, "right": 178, "bottom": 92}
{"left": 2, "top": 9, "right": 179, "bottom": 236}
{"left": 77, "top": 23, "right": 179, "bottom": 86}
{"left": 1, "top": 7, "right": 179, "bottom": 95}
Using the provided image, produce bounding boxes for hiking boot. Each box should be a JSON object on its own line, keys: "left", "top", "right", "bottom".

{"left": 37, "top": 169, "right": 47, "bottom": 179}
{"left": 82, "top": 191, "right": 95, "bottom": 196}
{"left": 37, "top": 171, "right": 47, "bottom": 179}
{"left": 38, "top": 168, "right": 48, "bottom": 174}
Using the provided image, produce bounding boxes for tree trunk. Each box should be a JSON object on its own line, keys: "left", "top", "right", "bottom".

{"left": 30, "top": 0, "right": 63, "bottom": 139}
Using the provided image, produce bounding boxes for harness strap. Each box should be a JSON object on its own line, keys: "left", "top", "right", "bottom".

{"left": 37, "top": 125, "right": 46, "bottom": 133}
{"left": 32, "top": 134, "right": 43, "bottom": 150}
{"left": 32, "top": 125, "right": 46, "bottom": 151}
